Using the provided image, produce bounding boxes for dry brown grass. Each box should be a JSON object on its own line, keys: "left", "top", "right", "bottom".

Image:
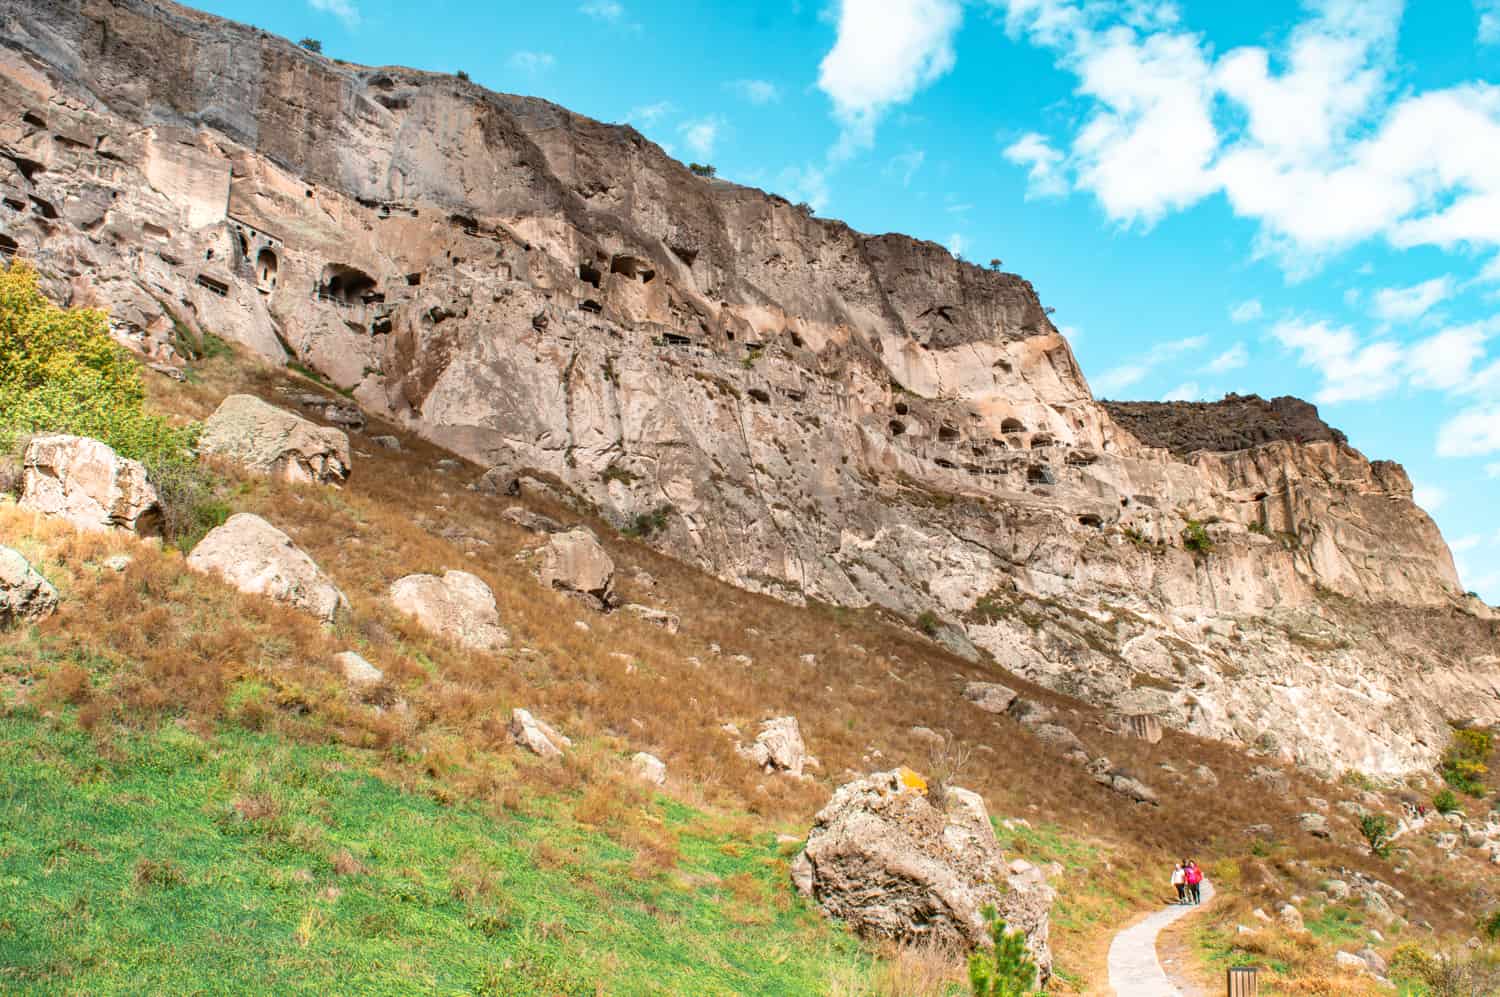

{"left": 0, "top": 352, "right": 1484, "bottom": 986}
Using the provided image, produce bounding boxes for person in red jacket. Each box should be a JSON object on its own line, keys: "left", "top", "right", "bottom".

{"left": 1184, "top": 859, "right": 1204, "bottom": 904}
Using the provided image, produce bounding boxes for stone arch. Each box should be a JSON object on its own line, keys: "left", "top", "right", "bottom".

{"left": 1001, "top": 417, "right": 1026, "bottom": 434}
{"left": 256, "top": 247, "right": 279, "bottom": 291}
{"left": 319, "top": 263, "right": 378, "bottom": 305}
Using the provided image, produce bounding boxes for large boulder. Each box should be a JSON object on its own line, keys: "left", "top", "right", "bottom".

{"left": 198, "top": 394, "right": 351, "bottom": 485}
{"left": 0, "top": 546, "right": 59, "bottom": 627}
{"left": 791, "top": 769, "right": 1054, "bottom": 983}
{"left": 389, "top": 570, "right": 508, "bottom": 651}
{"left": 509, "top": 708, "right": 571, "bottom": 758}
{"left": 538, "top": 528, "right": 616, "bottom": 609}
{"left": 20, "top": 435, "right": 161, "bottom": 535}
{"left": 737, "top": 716, "right": 815, "bottom": 777}
{"left": 187, "top": 513, "right": 349, "bottom": 622}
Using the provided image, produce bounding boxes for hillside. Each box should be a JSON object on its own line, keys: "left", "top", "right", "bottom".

{"left": 1, "top": 0, "right": 1499, "bottom": 993}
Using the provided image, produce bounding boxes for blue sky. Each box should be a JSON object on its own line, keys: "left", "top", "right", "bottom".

{"left": 195, "top": 0, "right": 1500, "bottom": 601}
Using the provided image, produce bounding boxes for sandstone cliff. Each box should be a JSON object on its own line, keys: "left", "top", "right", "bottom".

{"left": 2, "top": 0, "right": 1496, "bottom": 775}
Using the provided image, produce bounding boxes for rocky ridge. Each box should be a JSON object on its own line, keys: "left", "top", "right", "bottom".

{"left": 1, "top": 0, "right": 1496, "bottom": 774}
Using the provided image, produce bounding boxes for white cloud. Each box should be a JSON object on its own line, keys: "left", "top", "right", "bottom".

{"left": 818, "top": 0, "right": 963, "bottom": 157}
{"left": 1059, "top": 324, "right": 1081, "bottom": 342}
{"left": 1229, "top": 299, "right": 1262, "bottom": 324}
{"left": 1413, "top": 482, "right": 1449, "bottom": 511}
{"left": 991, "top": 0, "right": 1500, "bottom": 270}
{"left": 1271, "top": 318, "right": 1403, "bottom": 403}
{"left": 886, "top": 150, "right": 926, "bottom": 187}
{"left": 1002, "top": 132, "right": 1068, "bottom": 198}
{"left": 1481, "top": 1, "right": 1500, "bottom": 44}
{"left": 509, "top": 51, "right": 555, "bottom": 73}
{"left": 1371, "top": 277, "right": 1453, "bottom": 322}
{"left": 679, "top": 116, "right": 723, "bottom": 159}
{"left": 1161, "top": 381, "right": 1201, "bottom": 401}
{"left": 1451, "top": 534, "right": 1485, "bottom": 553}
{"left": 1206, "top": 342, "right": 1249, "bottom": 374}
{"left": 626, "top": 101, "right": 674, "bottom": 126}
{"left": 308, "top": 0, "right": 359, "bottom": 28}
{"left": 580, "top": 0, "right": 625, "bottom": 20}
{"left": 948, "top": 232, "right": 968, "bottom": 257}
{"left": 1092, "top": 334, "right": 1206, "bottom": 396}
{"left": 1488, "top": 462, "right": 1500, "bottom": 478}
{"left": 1408, "top": 323, "right": 1492, "bottom": 391}
{"left": 1437, "top": 405, "right": 1500, "bottom": 457}
{"left": 778, "top": 163, "right": 831, "bottom": 213}
{"left": 729, "top": 79, "right": 780, "bottom": 105}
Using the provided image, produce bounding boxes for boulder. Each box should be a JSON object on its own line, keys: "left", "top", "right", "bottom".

{"left": 476, "top": 466, "right": 520, "bottom": 496}
{"left": 198, "top": 394, "right": 351, "bottom": 485}
{"left": 1250, "top": 765, "right": 1291, "bottom": 795}
{"left": 1299, "top": 813, "right": 1331, "bottom": 838}
{"left": 737, "top": 716, "right": 815, "bottom": 777}
{"left": 622, "top": 603, "right": 681, "bottom": 634}
{"left": 962, "top": 681, "right": 1018, "bottom": 714}
{"left": 791, "top": 768, "right": 1054, "bottom": 983}
{"left": 538, "top": 528, "right": 616, "bottom": 608}
{"left": 631, "top": 751, "right": 667, "bottom": 785}
{"left": 371, "top": 435, "right": 401, "bottom": 451}
{"left": 1277, "top": 903, "right": 1305, "bottom": 932}
{"left": 509, "top": 708, "right": 570, "bottom": 758}
{"left": 1325, "top": 879, "right": 1351, "bottom": 901}
{"left": 187, "top": 514, "right": 347, "bottom": 621}
{"left": 20, "top": 435, "right": 161, "bottom": 535}
{"left": 334, "top": 651, "right": 384, "bottom": 692}
{"left": 0, "top": 546, "right": 59, "bottom": 627}
{"left": 1092, "top": 767, "right": 1159, "bottom": 805}
{"left": 1119, "top": 713, "right": 1164, "bottom": 744}
{"left": 389, "top": 571, "right": 509, "bottom": 651}
{"left": 1007, "top": 697, "right": 1054, "bottom": 727}
{"left": 1032, "top": 723, "right": 1089, "bottom": 761}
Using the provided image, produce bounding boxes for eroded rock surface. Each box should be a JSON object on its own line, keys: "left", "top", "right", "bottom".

{"left": 792, "top": 769, "right": 1053, "bottom": 982}
{"left": 199, "top": 394, "right": 351, "bottom": 484}
{"left": 0, "top": 545, "right": 58, "bottom": 626}
{"left": 2, "top": 0, "right": 1495, "bottom": 774}
{"left": 187, "top": 513, "right": 348, "bottom": 621}
{"left": 20, "top": 435, "right": 160, "bottom": 536}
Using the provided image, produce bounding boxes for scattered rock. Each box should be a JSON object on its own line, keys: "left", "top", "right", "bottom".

{"left": 791, "top": 768, "right": 1054, "bottom": 984}
{"left": 1091, "top": 766, "right": 1159, "bottom": 805}
{"left": 737, "top": 716, "right": 815, "bottom": 777}
{"left": 389, "top": 570, "right": 509, "bottom": 650}
{"left": 538, "top": 528, "right": 616, "bottom": 609}
{"left": 1007, "top": 697, "right": 1054, "bottom": 727}
{"left": 187, "top": 514, "right": 349, "bottom": 622}
{"left": 198, "top": 394, "right": 351, "bottom": 485}
{"left": 1250, "top": 765, "right": 1291, "bottom": 795}
{"left": 1032, "top": 723, "right": 1089, "bottom": 761}
{"left": 1299, "top": 813, "right": 1331, "bottom": 838}
{"left": 502, "top": 506, "right": 563, "bottom": 533}
{"left": 962, "top": 681, "right": 1018, "bottom": 714}
{"left": 102, "top": 554, "right": 133, "bottom": 573}
{"left": 1276, "top": 903, "right": 1305, "bottom": 932}
{"left": 0, "top": 546, "right": 59, "bottom": 627}
{"left": 909, "top": 725, "right": 944, "bottom": 745}
{"left": 799, "top": 653, "right": 817, "bottom": 667}
{"left": 476, "top": 466, "right": 520, "bottom": 496}
{"left": 20, "top": 435, "right": 161, "bottom": 535}
{"left": 622, "top": 603, "right": 680, "bottom": 634}
{"left": 371, "top": 435, "right": 401, "bottom": 451}
{"left": 335, "top": 651, "right": 384, "bottom": 692}
{"left": 1335, "top": 951, "right": 1366, "bottom": 971}
{"left": 632, "top": 570, "right": 656, "bottom": 589}
{"left": 509, "top": 708, "right": 571, "bottom": 758}
{"left": 1325, "top": 879, "right": 1350, "bottom": 901}
{"left": 631, "top": 752, "right": 666, "bottom": 785}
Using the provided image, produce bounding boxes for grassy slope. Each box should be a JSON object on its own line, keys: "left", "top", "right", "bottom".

{"left": 0, "top": 699, "right": 867, "bottom": 995}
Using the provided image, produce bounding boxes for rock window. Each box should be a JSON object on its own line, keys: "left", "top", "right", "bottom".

{"left": 938, "top": 425, "right": 960, "bottom": 443}
{"left": 319, "top": 264, "right": 379, "bottom": 305}
{"left": 1031, "top": 433, "right": 1055, "bottom": 448}
{"left": 610, "top": 255, "right": 656, "bottom": 283}
{"left": 894, "top": 402, "right": 909, "bottom": 416}
{"left": 1078, "top": 514, "right": 1103, "bottom": 529}
{"left": 1001, "top": 417, "right": 1026, "bottom": 434}
{"left": 0, "top": 232, "right": 16, "bottom": 257}
{"left": 580, "top": 299, "right": 603, "bottom": 314}
{"left": 196, "top": 274, "right": 229, "bottom": 297}
{"left": 579, "top": 262, "right": 603, "bottom": 288}
{"left": 889, "top": 420, "right": 906, "bottom": 437}
{"left": 1027, "top": 465, "right": 1055, "bottom": 486}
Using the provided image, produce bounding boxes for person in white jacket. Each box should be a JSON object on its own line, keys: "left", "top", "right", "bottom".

{"left": 1171, "top": 861, "right": 1186, "bottom": 904}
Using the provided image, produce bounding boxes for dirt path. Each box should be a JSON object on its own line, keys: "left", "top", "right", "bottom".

{"left": 1106, "top": 880, "right": 1216, "bottom": 997}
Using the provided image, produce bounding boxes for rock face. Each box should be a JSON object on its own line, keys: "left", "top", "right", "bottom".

{"left": 389, "top": 571, "right": 508, "bottom": 650}
{"left": 187, "top": 514, "right": 349, "bottom": 622}
{"left": 198, "top": 394, "right": 351, "bottom": 484}
{"left": 538, "top": 528, "right": 616, "bottom": 609}
{"left": 3, "top": 0, "right": 1495, "bottom": 775}
{"left": 20, "top": 435, "right": 160, "bottom": 536}
{"left": 792, "top": 769, "right": 1053, "bottom": 982}
{"left": 0, "top": 546, "right": 59, "bottom": 626}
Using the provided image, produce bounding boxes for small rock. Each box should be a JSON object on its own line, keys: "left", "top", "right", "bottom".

{"left": 103, "top": 554, "right": 133, "bottom": 573}
{"left": 1277, "top": 903, "right": 1305, "bottom": 932}
{"left": 622, "top": 603, "right": 680, "bottom": 634}
{"left": 509, "top": 708, "right": 570, "bottom": 758}
{"left": 799, "top": 653, "right": 817, "bottom": 667}
{"left": 371, "top": 435, "right": 401, "bottom": 450}
{"left": 1191, "top": 764, "right": 1218, "bottom": 787}
{"left": 631, "top": 752, "right": 666, "bottom": 785}
{"left": 1299, "top": 813, "right": 1331, "bottom": 838}
{"left": 335, "top": 651, "right": 384, "bottom": 691}
{"left": 1325, "top": 879, "right": 1350, "bottom": 901}
{"left": 1007, "top": 697, "right": 1054, "bottom": 727}
{"left": 503, "top": 506, "right": 563, "bottom": 533}
{"left": 0, "top": 546, "right": 59, "bottom": 627}
{"left": 737, "top": 716, "right": 814, "bottom": 777}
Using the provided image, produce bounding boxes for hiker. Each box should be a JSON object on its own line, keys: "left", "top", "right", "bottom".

{"left": 1185, "top": 859, "right": 1203, "bottom": 905}
{"left": 1171, "top": 861, "right": 1186, "bottom": 904}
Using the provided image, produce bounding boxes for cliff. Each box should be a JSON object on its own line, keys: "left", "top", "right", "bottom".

{"left": 2, "top": 0, "right": 1496, "bottom": 775}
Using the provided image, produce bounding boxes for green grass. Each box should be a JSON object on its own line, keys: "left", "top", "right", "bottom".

{"left": 0, "top": 706, "right": 870, "bottom": 995}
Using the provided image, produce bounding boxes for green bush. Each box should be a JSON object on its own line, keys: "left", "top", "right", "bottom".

{"left": 0, "top": 260, "right": 222, "bottom": 550}
{"left": 968, "top": 905, "right": 1037, "bottom": 996}
{"left": 1358, "top": 813, "right": 1393, "bottom": 859}
{"left": 1483, "top": 910, "right": 1500, "bottom": 941}
{"left": 1441, "top": 727, "right": 1492, "bottom": 797}
{"left": 1434, "top": 789, "right": 1461, "bottom": 814}
{"left": 688, "top": 163, "right": 717, "bottom": 178}
{"left": 915, "top": 610, "right": 941, "bottom": 637}
{"left": 1181, "top": 520, "right": 1213, "bottom": 554}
